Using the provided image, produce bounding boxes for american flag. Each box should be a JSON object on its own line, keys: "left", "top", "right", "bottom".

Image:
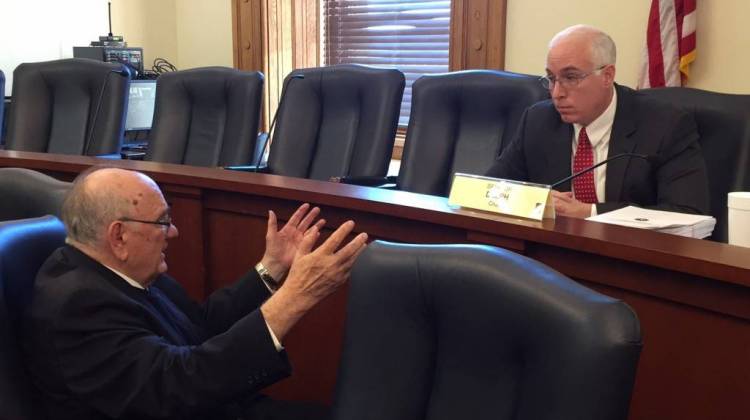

{"left": 638, "top": 0, "right": 697, "bottom": 88}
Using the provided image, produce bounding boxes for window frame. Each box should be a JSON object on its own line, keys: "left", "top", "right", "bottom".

{"left": 231, "top": 0, "right": 508, "bottom": 157}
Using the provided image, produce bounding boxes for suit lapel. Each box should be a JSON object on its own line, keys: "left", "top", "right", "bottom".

{"left": 60, "top": 245, "right": 198, "bottom": 345}
{"left": 547, "top": 116, "right": 574, "bottom": 190}
{"left": 605, "top": 84, "right": 638, "bottom": 201}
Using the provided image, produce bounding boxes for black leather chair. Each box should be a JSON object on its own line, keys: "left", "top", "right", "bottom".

{"left": 0, "top": 168, "right": 71, "bottom": 221}
{"left": 146, "top": 67, "right": 264, "bottom": 167}
{"left": 0, "top": 216, "right": 67, "bottom": 420}
{"left": 4, "top": 58, "right": 130, "bottom": 156}
{"left": 398, "top": 70, "right": 549, "bottom": 196}
{"left": 641, "top": 87, "right": 750, "bottom": 242}
{"left": 332, "top": 241, "right": 642, "bottom": 420}
{"left": 266, "top": 64, "right": 404, "bottom": 180}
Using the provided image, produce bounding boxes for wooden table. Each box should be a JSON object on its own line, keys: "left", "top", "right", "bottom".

{"left": 2, "top": 150, "right": 748, "bottom": 420}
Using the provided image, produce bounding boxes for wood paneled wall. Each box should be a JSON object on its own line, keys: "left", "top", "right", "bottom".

{"left": 232, "top": 0, "right": 319, "bottom": 131}
{"left": 449, "top": 0, "right": 508, "bottom": 70}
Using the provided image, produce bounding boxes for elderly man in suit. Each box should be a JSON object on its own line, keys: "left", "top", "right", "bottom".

{"left": 23, "top": 167, "right": 368, "bottom": 419}
{"left": 486, "top": 24, "right": 709, "bottom": 218}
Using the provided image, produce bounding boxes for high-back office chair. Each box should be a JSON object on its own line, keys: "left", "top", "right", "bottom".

{"left": 266, "top": 64, "right": 405, "bottom": 180}
{"left": 0, "top": 168, "right": 71, "bottom": 221}
{"left": 398, "top": 70, "right": 549, "bottom": 196}
{"left": 0, "top": 216, "right": 67, "bottom": 420}
{"left": 641, "top": 87, "right": 750, "bottom": 242}
{"left": 4, "top": 58, "right": 130, "bottom": 156}
{"left": 333, "top": 241, "right": 642, "bottom": 420}
{"left": 146, "top": 67, "right": 264, "bottom": 167}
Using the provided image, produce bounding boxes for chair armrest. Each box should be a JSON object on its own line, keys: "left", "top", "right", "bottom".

{"left": 120, "top": 150, "right": 146, "bottom": 160}
{"left": 223, "top": 165, "right": 270, "bottom": 173}
{"left": 96, "top": 153, "right": 123, "bottom": 160}
{"left": 330, "top": 175, "right": 397, "bottom": 187}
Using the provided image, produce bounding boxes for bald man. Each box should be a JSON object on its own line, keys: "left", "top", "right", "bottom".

{"left": 487, "top": 24, "right": 709, "bottom": 218}
{"left": 23, "top": 167, "right": 368, "bottom": 419}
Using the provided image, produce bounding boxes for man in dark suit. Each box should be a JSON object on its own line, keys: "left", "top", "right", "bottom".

{"left": 486, "top": 24, "right": 709, "bottom": 218}
{"left": 23, "top": 167, "right": 368, "bottom": 419}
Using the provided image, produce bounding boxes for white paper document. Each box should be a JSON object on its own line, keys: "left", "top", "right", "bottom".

{"left": 587, "top": 206, "right": 716, "bottom": 239}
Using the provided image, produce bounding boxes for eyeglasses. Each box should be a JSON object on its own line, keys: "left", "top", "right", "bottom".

{"left": 118, "top": 213, "right": 173, "bottom": 229}
{"left": 539, "top": 65, "right": 608, "bottom": 90}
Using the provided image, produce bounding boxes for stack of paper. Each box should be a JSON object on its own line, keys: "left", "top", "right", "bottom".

{"left": 587, "top": 206, "right": 716, "bottom": 239}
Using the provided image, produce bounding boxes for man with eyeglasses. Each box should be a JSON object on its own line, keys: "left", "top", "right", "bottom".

{"left": 487, "top": 24, "right": 708, "bottom": 218}
{"left": 23, "top": 167, "right": 367, "bottom": 419}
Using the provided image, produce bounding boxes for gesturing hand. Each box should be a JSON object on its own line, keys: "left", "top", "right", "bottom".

{"left": 261, "top": 220, "right": 368, "bottom": 341}
{"left": 261, "top": 203, "right": 326, "bottom": 282}
{"left": 284, "top": 220, "right": 368, "bottom": 302}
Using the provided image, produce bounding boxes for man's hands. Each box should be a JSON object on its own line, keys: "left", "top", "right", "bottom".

{"left": 261, "top": 203, "right": 326, "bottom": 282}
{"left": 261, "top": 219, "right": 368, "bottom": 341}
{"left": 551, "top": 191, "right": 594, "bottom": 218}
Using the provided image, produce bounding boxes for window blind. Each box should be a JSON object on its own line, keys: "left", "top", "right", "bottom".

{"left": 323, "top": 0, "right": 451, "bottom": 126}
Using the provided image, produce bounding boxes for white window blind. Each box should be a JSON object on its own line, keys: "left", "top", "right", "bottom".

{"left": 322, "top": 0, "right": 451, "bottom": 126}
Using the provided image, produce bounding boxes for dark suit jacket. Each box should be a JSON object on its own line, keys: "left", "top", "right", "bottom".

{"left": 23, "top": 245, "right": 290, "bottom": 420}
{"left": 486, "top": 84, "right": 709, "bottom": 214}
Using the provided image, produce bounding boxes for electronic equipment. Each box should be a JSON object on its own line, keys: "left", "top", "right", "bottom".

{"left": 124, "top": 79, "right": 157, "bottom": 132}
{"left": 120, "top": 79, "right": 157, "bottom": 160}
{"left": 74, "top": 2, "right": 144, "bottom": 76}
{"left": 73, "top": 46, "right": 144, "bottom": 76}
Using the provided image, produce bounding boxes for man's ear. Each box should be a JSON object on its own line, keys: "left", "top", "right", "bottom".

{"left": 602, "top": 64, "right": 616, "bottom": 86}
{"left": 107, "top": 221, "right": 129, "bottom": 261}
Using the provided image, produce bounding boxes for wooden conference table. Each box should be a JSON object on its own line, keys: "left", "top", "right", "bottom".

{"left": 1, "top": 150, "right": 748, "bottom": 420}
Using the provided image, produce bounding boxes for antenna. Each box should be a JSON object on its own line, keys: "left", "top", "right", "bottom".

{"left": 108, "top": 2, "right": 113, "bottom": 37}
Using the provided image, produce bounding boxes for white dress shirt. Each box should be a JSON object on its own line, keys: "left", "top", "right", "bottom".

{"left": 571, "top": 87, "right": 618, "bottom": 216}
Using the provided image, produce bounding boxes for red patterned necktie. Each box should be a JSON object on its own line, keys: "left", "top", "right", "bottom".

{"left": 572, "top": 127, "right": 598, "bottom": 204}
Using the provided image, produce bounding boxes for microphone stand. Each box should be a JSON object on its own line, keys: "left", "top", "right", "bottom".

{"left": 550, "top": 152, "right": 653, "bottom": 189}
{"left": 253, "top": 73, "right": 305, "bottom": 171}
{"left": 83, "top": 66, "right": 130, "bottom": 155}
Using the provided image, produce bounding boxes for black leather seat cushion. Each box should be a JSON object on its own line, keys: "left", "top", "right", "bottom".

{"left": 333, "top": 241, "right": 642, "bottom": 420}
{"left": 5, "top": 58, "right": 130, "bottom": 156}
{"left": 398, "top": 70, "right": 549, "bottom": 196}
{"left": 0, "top": 168, "right": 71, "bottom": 221}
{"left": 0, "top": 216, "right": 67, "bottom": 420}
{"left": 641, "top": 87, "right": 750, "bottom": 242}
{"left": 267, "top": 64, "right": 405, "bottom": 180}
{"left": 146, "top": 67, "right": 264, "bottom": 167}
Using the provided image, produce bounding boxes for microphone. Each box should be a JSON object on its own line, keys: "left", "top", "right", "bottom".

{"left": 83, "top": 66, "right": 130, "bottom": 155}
{"left": 550, "top": 152, "right": 655, "bottom": 189}
{"left": 253, "top": 73, "right": 305, "bottom": 171}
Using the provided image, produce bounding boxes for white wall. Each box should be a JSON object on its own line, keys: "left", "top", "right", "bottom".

{"left": 110, "top": 0, "right": 179, "bottom": 69}
{"left": 111, "top": 0, "right": 232, "bottom": 72}
{"left": 174, "top": 0, "right": 233, "bottom": 70}
{"left": 0, "top": 0, "right": 110, "bottom": 95}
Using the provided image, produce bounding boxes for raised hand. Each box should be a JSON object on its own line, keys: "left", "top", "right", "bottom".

{"left": 261, "top": 203, "right": 326, "bottom": 282}
{"left": 283, "top": 220, "right": 367, "bottom": 302}
{"left": 261, "top": 220, "right": 368, "bottom": 340}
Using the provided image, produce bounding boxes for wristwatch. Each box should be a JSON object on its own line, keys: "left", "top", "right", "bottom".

{"left": 255, "top": 262, "right": 280, "bottom": 291}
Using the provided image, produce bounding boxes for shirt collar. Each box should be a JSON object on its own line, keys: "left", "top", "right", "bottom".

{"left": 574, "top": 86, "right": 617, "bottom": 147}
{"left": 103, "top": 264, "right": 146, "bottom": 290}
{"left": 63, "top": 240, "right": 147, "bottom": 291}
